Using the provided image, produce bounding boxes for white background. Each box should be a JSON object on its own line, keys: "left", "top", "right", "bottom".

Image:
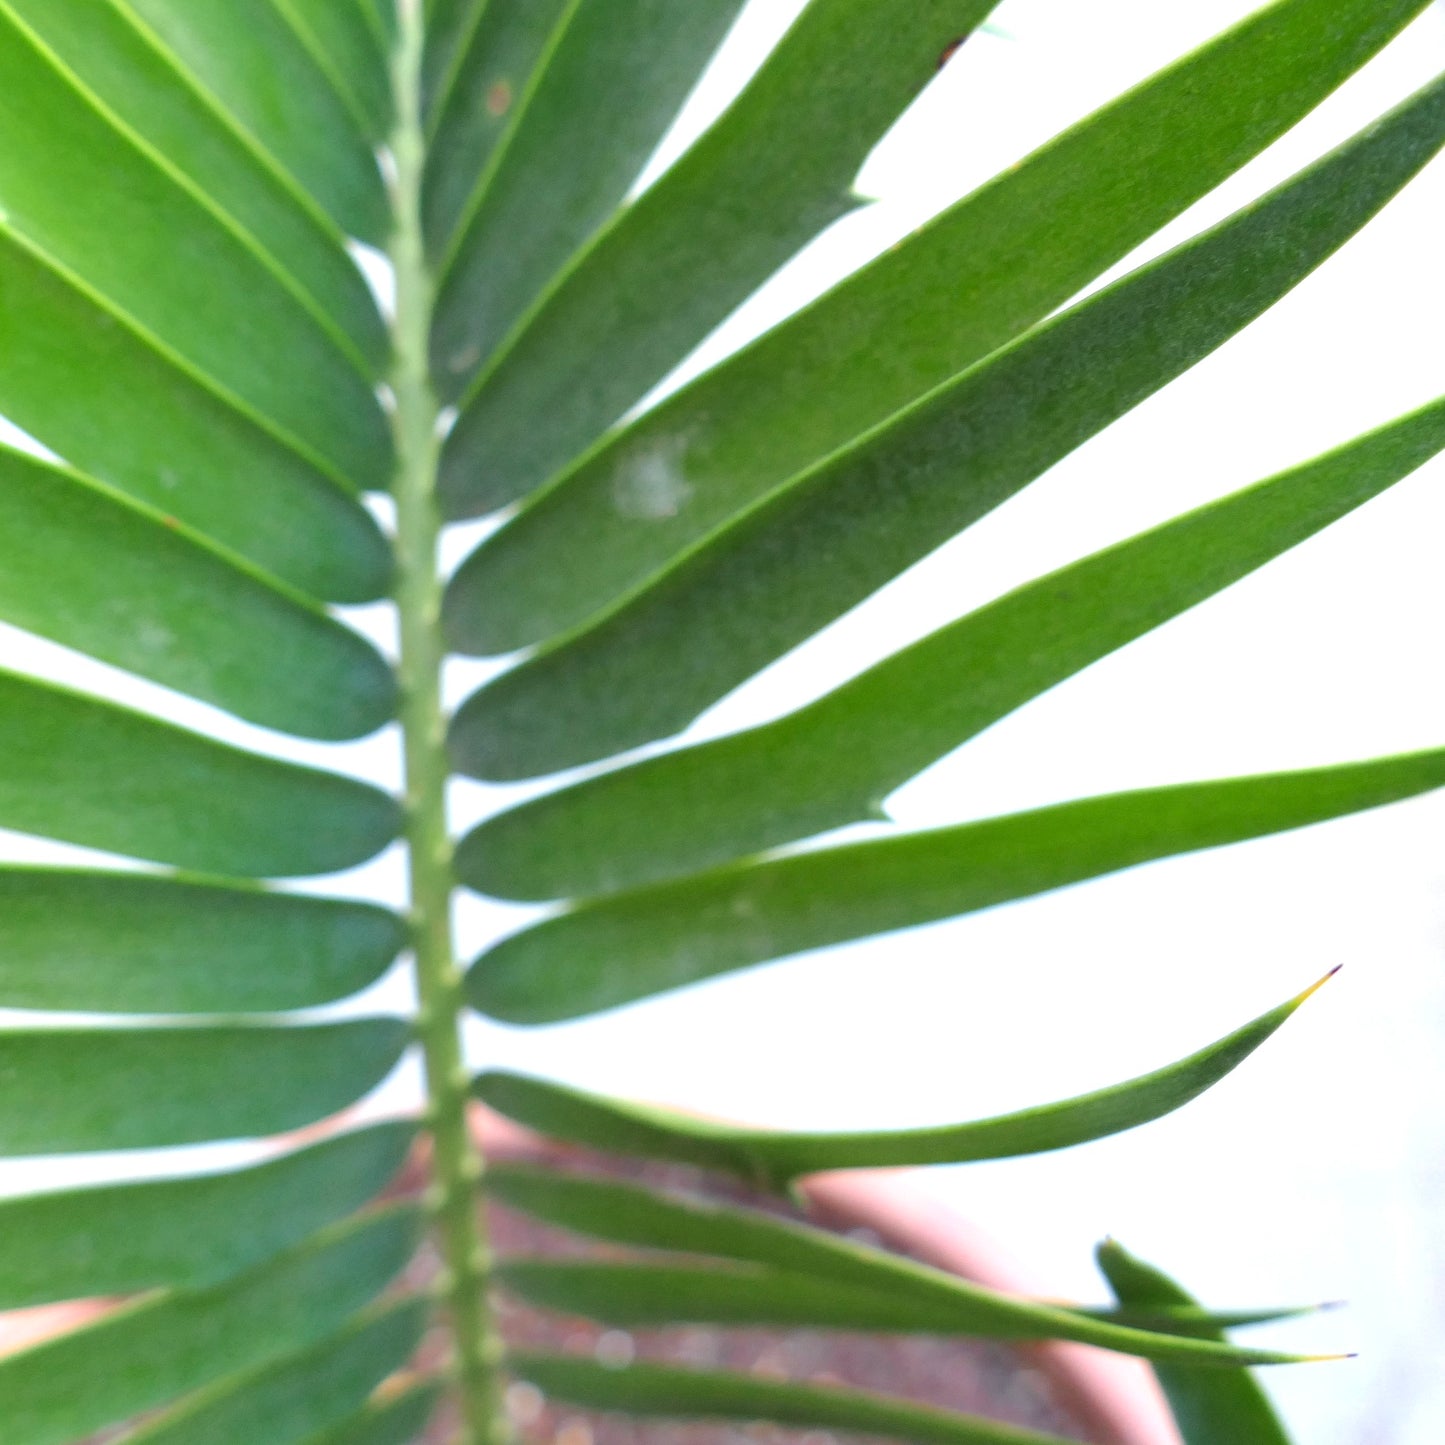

{"left": 1, "top": 3, "right": 1443, "bottom": 1442}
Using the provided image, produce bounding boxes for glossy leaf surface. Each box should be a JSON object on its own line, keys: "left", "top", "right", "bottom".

{"left": 447, "top": 0, "right": 1431, "bottom": 652}
{"left": 459, "top": 396, "right": 1445, "bottom": 898}
{"left": 0, "top": 1020, "right": 408, "bottom": 1155}
{"left": 300, "top": 1387, "right": 445, "bottom": 1445}
{"left": 469, "top": 753, "right": 1445, "bottom": 1021}
{"left": 450, "top": 75, "right": 1445, "bottom": 777}
{"left": 0, "top": 1124, "right": 414, "bottom": 1310}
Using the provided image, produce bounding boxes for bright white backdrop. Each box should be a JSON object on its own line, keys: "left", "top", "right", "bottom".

{"left": 1, "top": 3, "right": 1443, "bottom": 1442}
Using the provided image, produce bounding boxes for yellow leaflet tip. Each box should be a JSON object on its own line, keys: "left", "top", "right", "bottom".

{"left": 1292, "top": 965, "right": 1343, "bottom": 1009}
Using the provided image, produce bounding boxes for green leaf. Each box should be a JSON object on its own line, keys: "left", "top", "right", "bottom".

{"left": 449, "top": 72, "right": 1445, "bottom": 778}
{"left": 0, "top": 7, "right": 392, "bottom": 491}
{"left": 422, "top": 0, "right": 576, "bottom": 252}
{"left": 476, "top": 974, "right": 1324, "bottom": 1188}
{"left": 126, "top": 1302, "right": 428, "bottom": 1445}
{"left": 507, "top": 1354, "right": 1120, "bottom": 1444}
{"left": 447, "top": 0, "right": 1434, "bottom": 650}
{"left": 476, "top": 978, "right": 1322, "bottom": 1185}
{"left": 298, "top": 1387, "right": 444, "bottom": 1445}
{"left": 421, "top": 0, "right": 484, "bottom": 121}
{"left": 0, "top": 1122, "right": 415, "bottom": 1309}
{"left": 4, "top": 0, "right": 390, "bottom": 373}
{"left": 1098, "top": 1240, "right": 1293, "bottom": 1445}
{"left": 119, "top": 0, "right": 390, "bottom": 243}
{"left": 468, "top": 750, "right": 1445, "bottom": 1022}
{"left": 0, "top": 870, "right": 403, "bottom": 1014}
{"left": 487, "top": 1162, "right": 1327, "bottom": 1347}
{"left": 0, "top": 447, "right": 396, "bottom": 741}
{"left": 498, "top": 1258, "right": 1320, "bottom": 1367}
{"left": 459, "top": 396, "right": 1445, "bottom": 898}
{"left": 0, "top": 1207, "right": 420, "bottom": 1445}
{"left": 271, "top": 0, "right": 395, "bottom": 143}
{"left": 0, "top": 1019, "right": 408, "bottom": 1155}
{"left": 0, "top": 669, "right": 400, "bottom": 875}
{"left": 428, "top": 0, "right": 751, "bottom": 379}
{"left": 436, "top": 0, "right": 997, "bottom": 509}
{"left": 0, "top": 226, "right": 391, "bottom": 603}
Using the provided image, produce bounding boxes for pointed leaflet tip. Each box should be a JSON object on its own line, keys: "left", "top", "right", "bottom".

{"left": 1291, "top": 965, "right": 1344, "bottom": 1011}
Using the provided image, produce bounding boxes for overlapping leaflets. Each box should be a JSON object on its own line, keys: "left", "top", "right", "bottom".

{"left": 0, "top": 2, "right": 1433, "bottom": 1441}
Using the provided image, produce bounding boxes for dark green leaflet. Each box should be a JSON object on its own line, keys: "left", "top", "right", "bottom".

{"left": 1099, "top": 1240, "right": 1294, "bottom": 1445}
{"left": 437, "top": 0, "right": 998, "bottom": 513}
{"left": 468, "top": 751, "right": 1445, "bottom": 1022}
{"left": 0, "top": 668, "right": 399, "bottom": 875}
{"left": 449, "top": 73, "right": 1445, "bottom": 779}
{"left": 0, "top": 1019, "right": 408, "bottom": 1154}
{"left": 0, "top": 446, "right": 396, "bottom": 741}
{"left": 457, "top": 394, "right": 1445, "bottom": 899}
{"left": 0, "top": 1123, "right": 415, "bottom": 1309}
{"left": 444, "top": 0, "right": 1432, "bottom": 650}
{"left": 476, "top": 975, "right": 1324, "bottom": 1183}
{"left": 0, "top": 869, "right": 403, "bottom": 1014}
{"left": 5, "top": 0, "right": 390, "bottom": 373}
{"left": 428, "top": 0, "right": 750, "bottom": 386}
{"left": 0, "top": 1208, "right": 421, "bottom": 1445}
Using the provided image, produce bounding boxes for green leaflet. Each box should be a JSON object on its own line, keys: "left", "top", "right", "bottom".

{"left": 476, "top": 976, "right": 1321, "bottom": 1189}
{"left": 476, "top": 978, "right": 1321, "bottom": 1182}
{"left": 421, "top": 0, "right": 484, "bottom": 120}
{"left": 488, "top": 1161, "right": 1320, "bottom": 1345}
{"left": 1099, "top": 1240, "right": 1293, "bottom": 1445}
{"left": 421, "top": 0, "right": 572, "bottom": 250}
{"left": 0, "top": 669, "right": 399, "bottom": 875}
{"left": 0, "top": 1123, "right": 415, "bottom": 1309}
{"left": 508, "top": 1355, "right": 1107, "bottom": 1445}
{"left": 458, "top": 396, "right": 1445, "bottom": 898}
{"left": 445, "top": 0, "right": 1433, "bottom": 655}
{"left": 0, "top": 870, "right": 403, "bottom": 1014}
{"left": 299, "top": 1387, "right": 444, "bottom": 1445}
{"left": 0, "top": 447, "right": 396, "bottom": 741}
{"left": 499, "top": 1259, "right": 1318, "bottom": 1367}
{"left": 126, "top": 1302, "right": 428, "bottom": 1445}
{"left": 273, "top": 0, "right": 394, "bottom": 142}
{"left": 0, "top": 1208, "right": 420, "bottom": 1445}
{"left": 437, "top": 0, "right": 997, "bottom": 511}
{"left": 0, "top": 1019, "right": 408, "bottom": 1155}
{"left": 119, "top": 0, "right": 389, "bottom": 243}
{"left": 4, "top": 0, "right": 389, "bottom": 373}
{"left": 468, "top": 751, "right": 1445, "bottom": 1022}
{"left": 0, "top": 5, "right": 391, "bottom": 491}
{"left": 428, "top": 0, "right": 750, "bottom": 377}
{"left": 449, "top": 72, "right": 1445, "bottom": 779}
{"left": 0, "top": 228, "right": 390, "bottom": 603}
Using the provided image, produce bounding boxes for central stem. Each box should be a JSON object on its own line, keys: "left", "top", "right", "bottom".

{"left": 389, "top": 5, "right": 508, "bottom": 1441}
